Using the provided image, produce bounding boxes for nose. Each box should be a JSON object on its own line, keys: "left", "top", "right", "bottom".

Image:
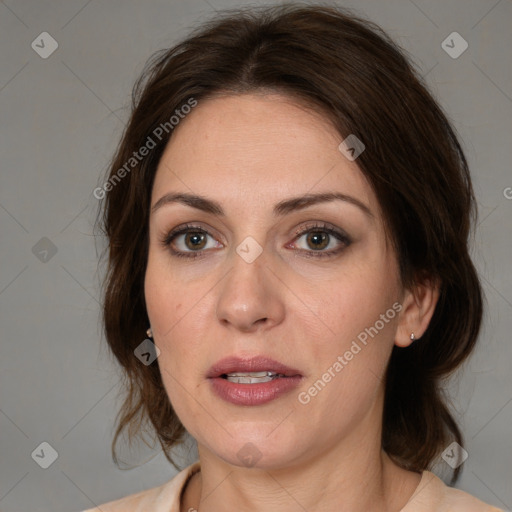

{"left": 215, "top": 246, "right": 285, "bottom": 333}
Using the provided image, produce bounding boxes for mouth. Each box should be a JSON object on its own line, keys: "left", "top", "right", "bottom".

{"left": 207, "top": 355, "right": 302, "bottom": 380}
{"left": 207, "top": 356, "right": 303, "bottom": 406}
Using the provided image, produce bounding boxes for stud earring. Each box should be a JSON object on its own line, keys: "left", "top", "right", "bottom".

{"left": 410, "top": 332, "right": 416, "bottom": 341}
{"left": 146, "top": 327, "right": 153, "bottom": 339}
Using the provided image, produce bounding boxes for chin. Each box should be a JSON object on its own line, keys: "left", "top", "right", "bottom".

{"left": 202, "top": 428, "right": 306, "bottom": 470}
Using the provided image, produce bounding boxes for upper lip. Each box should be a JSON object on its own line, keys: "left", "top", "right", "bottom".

{"left": 207, "top": 356, "right": 302, "bottom": 378}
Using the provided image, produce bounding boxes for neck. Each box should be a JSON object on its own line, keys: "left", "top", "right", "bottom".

{"left": 181, "top": 404, "right": 422, "bottom": 512}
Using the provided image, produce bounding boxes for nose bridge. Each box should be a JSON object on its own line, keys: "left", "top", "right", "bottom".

{"left": 215, "top": 237, "right": 283, "bottom": 330}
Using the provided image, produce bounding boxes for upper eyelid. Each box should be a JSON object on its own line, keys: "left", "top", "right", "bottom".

{"left": 164, "top": 223, "right": 222, "bottom": 242}
{"left": 165, "top": 220, "right": 344, "bottom": 235}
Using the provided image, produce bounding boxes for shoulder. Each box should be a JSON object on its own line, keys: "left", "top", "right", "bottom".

{"left": 402, "top": 470, "right": 505, "bottom": 512}
{"left": 81, "top": 461, "right": 200, "bottom": 512}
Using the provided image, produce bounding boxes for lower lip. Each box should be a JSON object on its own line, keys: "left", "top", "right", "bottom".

{"left": 209, "top": 375, "right": 303, "bottom": 406}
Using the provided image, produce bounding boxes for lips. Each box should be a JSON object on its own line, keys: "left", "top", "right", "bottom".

{"left": 207, "top": 356, "right": 303, "bottom": 406}
{"left": 207, "top": 356, "right": 302, "bottom": 379}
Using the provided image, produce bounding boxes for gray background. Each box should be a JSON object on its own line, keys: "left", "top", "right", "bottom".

{"left": 0, "top": 0, "right": 511, "bottom": 511}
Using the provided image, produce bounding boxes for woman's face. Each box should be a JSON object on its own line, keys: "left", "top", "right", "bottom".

{"left": 145, "top": 93, "right": 408, "bottom": 469}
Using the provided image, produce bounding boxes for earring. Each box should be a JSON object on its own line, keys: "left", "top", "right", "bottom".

{"left": 146, "top": 327, "right": 153, "bottom": 339}
{"left": 410, "top": 332, "right": 416, "bottom": 341}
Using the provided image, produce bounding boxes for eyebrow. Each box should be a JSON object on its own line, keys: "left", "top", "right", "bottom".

{"left": 151, "top": 191, "right": 373, "bottom": 219}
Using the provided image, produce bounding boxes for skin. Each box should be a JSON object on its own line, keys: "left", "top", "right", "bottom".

{"left": 144, "top": 92, "right": 440, "bottom": 512}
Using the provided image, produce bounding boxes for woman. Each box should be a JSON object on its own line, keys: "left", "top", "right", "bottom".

{"left": 88, "top": 3, "right": 504, "bottom": 511}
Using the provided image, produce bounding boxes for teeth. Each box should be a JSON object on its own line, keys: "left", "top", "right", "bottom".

{"left": 227, "top": 371, "right": 273, "bottom": 377}
{"left": 223, "top": 371, "right": 285, "bottom": 384}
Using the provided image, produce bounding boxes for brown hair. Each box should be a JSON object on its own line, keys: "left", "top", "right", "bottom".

{"left": 95, "top": 2, "right": 482, "bottom": 483}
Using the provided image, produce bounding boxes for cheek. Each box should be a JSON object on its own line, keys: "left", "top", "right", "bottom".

{"left": 296, "top": 294, "right": 397, "bottom": 432}
{"left": 305, "top": 262, "right": 399, "bottom": 347}
{"left": 144, "top": 259, "right": 203, "bottom": 424}
{"left": 144, "top": 249, "right": 197, "bottom": 337}
{"left": 298, "top": 253, "right": 400, "bottom": 395}
{"left": 144, "top": 254, "right": 210, "bottom": 386}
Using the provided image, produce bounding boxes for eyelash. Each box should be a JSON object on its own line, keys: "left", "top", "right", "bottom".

{"left": 159, "top": 222, "right": 351, "bottom": 260}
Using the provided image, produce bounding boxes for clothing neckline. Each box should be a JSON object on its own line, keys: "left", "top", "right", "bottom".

{"left": 178, "top": 461, "right": 201, "bottom": 509}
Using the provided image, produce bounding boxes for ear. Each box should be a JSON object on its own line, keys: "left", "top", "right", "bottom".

{"left": 395, "top": 275, "right": 441, "bottom": 348}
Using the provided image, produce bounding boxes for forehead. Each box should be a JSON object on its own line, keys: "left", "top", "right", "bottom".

{"left": 151, "top": 93, "right": 380, "bottom": 222}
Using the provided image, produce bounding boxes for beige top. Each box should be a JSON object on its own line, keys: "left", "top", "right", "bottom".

{"left": 82, "top": 461, "right": 505, "bottom": 512}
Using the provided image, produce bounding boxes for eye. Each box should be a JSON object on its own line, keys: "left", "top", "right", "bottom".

{"left": 159, "top": 224, "right": 222, "bottom": 259}
{"left": 289, "top": 222, "right": 351, "bottom": 258}
{"left": 159, "top": 221, "right": 351, "bottom": 260}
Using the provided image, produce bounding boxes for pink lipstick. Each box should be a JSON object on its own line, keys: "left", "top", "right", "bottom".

{"left": 207, "top": 356, "right": 303, "bottom": 406}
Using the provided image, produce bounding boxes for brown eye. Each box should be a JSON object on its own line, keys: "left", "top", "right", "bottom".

{"left": 183, "top": 231, "right": 208, "bottom": 251}
{"left": 160, "top": 224, "right": 222, "bottom": 259}
{"left": 292, "top": 222, "right": 351, "bottom": 259}
{"left": 305, "top": 231, "right": 330, "bottom": 251}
